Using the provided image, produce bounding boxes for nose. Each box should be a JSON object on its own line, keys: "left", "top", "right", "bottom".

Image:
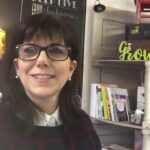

{"left": 35, "top": 51, "right": 50, "bottom": 67}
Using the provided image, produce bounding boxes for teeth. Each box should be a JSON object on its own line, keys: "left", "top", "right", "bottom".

{"left": 33, "top": 74, "right": 52, "bottom": 79}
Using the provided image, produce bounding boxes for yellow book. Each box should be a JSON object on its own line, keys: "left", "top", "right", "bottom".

{"left": 101, "top": 85, "right": 111, "bottom": 120}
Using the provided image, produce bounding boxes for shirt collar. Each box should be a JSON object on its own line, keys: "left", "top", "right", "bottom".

{"left": 34, "top": 107, "right": 62, "bottom": 126}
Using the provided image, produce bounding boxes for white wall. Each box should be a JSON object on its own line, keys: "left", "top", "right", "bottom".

{"left": 101, "top": 0, "right": 136, "bottom": 11}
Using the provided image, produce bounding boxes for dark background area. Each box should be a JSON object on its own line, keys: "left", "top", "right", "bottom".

{"left": 0, "top": 0, "right": 22, "bottom": 91}
{"left": 0, "top": 0, "right": 21, "bottom": 28}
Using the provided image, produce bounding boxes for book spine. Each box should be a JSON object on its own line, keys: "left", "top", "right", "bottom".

{"left": 90, "top": 83, "right": 97, "bottom": 118}
{"left": 90, "top": 83, "right": 101, "bottom": 118}
{"left": 101, "top": 85, "right": 111, "bottom": 120}
{"left": 107, "top": 87, "right": 115, "bottom": 121}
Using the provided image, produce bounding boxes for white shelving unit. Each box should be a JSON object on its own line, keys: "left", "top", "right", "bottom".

{"left": 92, "top": 60, "right": 145, "bottom": 69}
{"left": 82, "top": 6, "right": 150, "bottom": 149}
{"left": 95, "top": 118, "right": 147, "bottom": 130}
{"left": 86, "top": 59, "right": 150, "bottom": 149}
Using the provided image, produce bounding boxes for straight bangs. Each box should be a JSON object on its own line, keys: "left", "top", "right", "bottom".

{"left": 23, "top": 24, "right": 64, "bottom": 43}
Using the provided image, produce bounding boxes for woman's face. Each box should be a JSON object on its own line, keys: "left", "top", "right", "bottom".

{"left": 14, "top": 36, "right": 77, "bottom": 111}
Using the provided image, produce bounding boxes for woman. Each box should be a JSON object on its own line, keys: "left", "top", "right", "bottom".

{"left": 0, "top": 13, "right": 101, "bottom": 150}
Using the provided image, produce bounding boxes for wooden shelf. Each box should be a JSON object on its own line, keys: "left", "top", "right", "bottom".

{"left": 92, "top": 60, "right": 145, "bottom": 69}
{"left": 93, "top": 118, "right": 150, "bottom": 130}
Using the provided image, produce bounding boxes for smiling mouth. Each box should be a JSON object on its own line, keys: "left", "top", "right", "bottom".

{"left": 31, "top": 74, "right": 55, "bottom": 79}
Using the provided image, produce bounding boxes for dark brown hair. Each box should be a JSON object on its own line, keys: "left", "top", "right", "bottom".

{"left": 1, "top": 13, "right": 85, "bottom": 134}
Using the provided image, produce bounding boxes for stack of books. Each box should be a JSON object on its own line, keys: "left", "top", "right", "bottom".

{"left": 90, "top": 83, "right": 131, "bottom": 122}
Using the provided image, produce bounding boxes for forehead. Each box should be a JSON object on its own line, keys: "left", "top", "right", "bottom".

{"left": 24, "top": 33, "right": 65, "bottom": 45}
{"left": 24, "top": 28, "right": 65, "bottom": 41}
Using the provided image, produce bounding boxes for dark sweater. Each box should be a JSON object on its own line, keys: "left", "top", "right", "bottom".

{"left": 0, "top": 107, "right": 101, "bottom": 150}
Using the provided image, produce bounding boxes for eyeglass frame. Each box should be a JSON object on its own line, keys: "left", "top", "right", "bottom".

{"left": 15, "top": 43, "right": 72, "bottom": 61}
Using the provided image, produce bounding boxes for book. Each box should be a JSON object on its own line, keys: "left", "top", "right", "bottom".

{"left": 90, "top": 83, "right": 102, "bottom": 118}
{"left": 137, "top": 86, "right": 145, "bottom": 111}
{"left": 94, "top": 84, "right": 102, "bottom": 118}
{"left": 90, "top": 83, "right": 118, "bottom": 119}
{"left": 96, "top": 85, "right": 103, "bottom": 118}
{"left": 108, "top": 87, "right": 130, "bottom": 122}
{"left": 107, "top": 87, "right": 116, "bottom": 121}
{"left": 101, "top": 85, "right": 111, "bottom": 120}
{"left": 101, "top": 84, "right": 118, "bottom": 120}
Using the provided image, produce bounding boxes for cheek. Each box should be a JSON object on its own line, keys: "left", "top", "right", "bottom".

{"left": 16, "top": 62, "right": 33, "bottom": 75}
{"left": 58, "top": 65, "right": 70, "bottom": 75}
{"left": 55, "top": 63, "right": 71, "bottom": 79}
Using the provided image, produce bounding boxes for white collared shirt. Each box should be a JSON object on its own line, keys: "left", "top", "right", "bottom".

{"left": 34, "top": 107, "right": 62, "bottom": 126}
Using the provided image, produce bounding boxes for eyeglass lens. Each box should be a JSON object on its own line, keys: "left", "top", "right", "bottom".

{"left": 17, "top": 44, "right": 70, "bottom": 61}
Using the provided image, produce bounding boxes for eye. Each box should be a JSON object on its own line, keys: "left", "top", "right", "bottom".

{"left": 18, "top": 44, "right": 40, "bottom": 59}
{"left": 48, "top": 46, "right": 63, "bottom": 54}
{"left": 23, "top": 45, "right": 37, "bottom": 54}
{"left": 49, "top": 45, "right": 68, "bottom": 55}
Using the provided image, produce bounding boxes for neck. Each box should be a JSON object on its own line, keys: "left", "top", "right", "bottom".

{"left": 26, "top": 91, "right": 59, "bottom": 115}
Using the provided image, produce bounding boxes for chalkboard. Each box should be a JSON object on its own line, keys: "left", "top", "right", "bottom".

{"left": 20, "top": 0, "right": 86, "bottom": 94}
{"left": 21, "top": 0, "right": 86, "bottom": 50}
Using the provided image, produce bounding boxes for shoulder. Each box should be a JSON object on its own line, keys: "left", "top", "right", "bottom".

{"left": 74, "top": 109, "right": 102, "bottom": 149}
{"left": 0, "top": 104, "right": 15, "bottom": 126}
{"left": 0, "top": 104, "right": 9, "bottom": 120}
{"left": 0, "top": 104, "right": 12, "bottom": 134}
{"left": 78, "top": 109, "right": 93, "bottom": 126}
{"left": 74, "top": 108, "right": 96, "bottom": 133}
{"left": 0, "top": 104, "right": 24, "bottom": 132}
{"left": 0, "top": 104, "right": 35, "bottom": 138}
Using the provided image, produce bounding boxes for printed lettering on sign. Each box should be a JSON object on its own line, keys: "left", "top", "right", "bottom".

{"left": 31, "top": 0, "right": 77, "bottom": 17}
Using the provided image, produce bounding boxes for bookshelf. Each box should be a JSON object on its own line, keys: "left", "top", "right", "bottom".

{"left": 82, "top": 7, "right": 150, "bottom": 150}
{"left": 91, "top": 60, "right": 150, "bottom": 150}
{"left": 92, "top": 60, "right": 145, "bottom": 69}
{"left": 88, "top": 58, "right": 149, "bottom": 149}
{"left": 93, "top": 118, "right": 149, "bottom": 130}
{"left": 91, "top": 59, "right": 145, "bottom": 123}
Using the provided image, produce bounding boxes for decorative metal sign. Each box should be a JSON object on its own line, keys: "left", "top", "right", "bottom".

{"left": 118, "top": 41, "right": 150, "bottom": 60}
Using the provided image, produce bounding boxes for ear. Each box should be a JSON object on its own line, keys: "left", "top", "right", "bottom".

{"left": 69, "top": 60, "right": 77, "bottom": 76}
{"left": 14, "top": 58, "right": 19, "bottom": 74}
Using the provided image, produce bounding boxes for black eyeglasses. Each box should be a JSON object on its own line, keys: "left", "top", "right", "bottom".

{"left": 15, "top": 43, "right": 72, "bottom": 61}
